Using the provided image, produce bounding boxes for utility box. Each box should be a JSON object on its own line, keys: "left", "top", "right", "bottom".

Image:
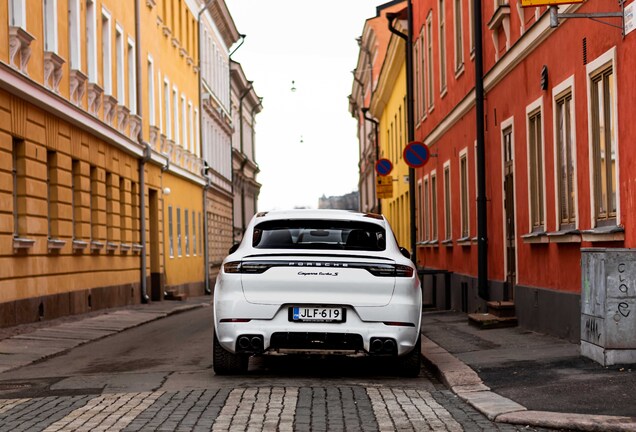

{"left": 581, "top": 248, "right": 636, "bottom": 366}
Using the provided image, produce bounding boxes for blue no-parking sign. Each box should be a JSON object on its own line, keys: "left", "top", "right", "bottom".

{"left": 375, "top": 158, "right": 393, "bottom": 176}
{"left": 403, "top": 141, "right": 430, "bottom": 168}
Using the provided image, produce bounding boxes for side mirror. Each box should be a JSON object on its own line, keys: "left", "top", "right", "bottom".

{"left": 228, "top": 243, "right": 240, "bottom": 254}
{"left": 399, "top": 247, "right": 410, "bottom": 259}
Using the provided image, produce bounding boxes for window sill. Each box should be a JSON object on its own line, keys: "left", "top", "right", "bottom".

{"left": 440, "top": 87, "right": 448, "bottom": 99}
{"left": 521, "top": 230, "right": 549, "bottom": 244}
{"left": 471, "top": 236, "right": 479, "bottom": 244}
{"left": 72, "top": 239, "right": 88, "bottom": 252}
{"left": 441, "top": 239, "right": 453, "bottom": 247}
{"left": 90, "top": 241, "right": 104, "bottom": 253}
{"left": 422, "top": 240, "right": 439, "bottom": 248}
{"left": 13, "top": 237, "right": 35, "bottom": 252}
{"left": 581, "top": 225, "right": 625, "bottom": 242}
{"left": 120, "top": 243, "right": 132, "bottom": 252}
{"left": 48, "top": 238, "right": 66, "bottom": 252}
{"left": 455, "top": 64, "right": 465, "bottom": 80}
{"left": 547, "top": 228, "right": 581, "bottom": 243}
{"left": 106, "top": 241, "right": 119, "bottom": 252}
{"left": 132, "top": 243, "right": 144, "bottom": 253}
{"left": 488, "top": 4, "right": 511, "bottom": 30}
{"left": 457, "top": 236, "right": 471, "bottom": 246}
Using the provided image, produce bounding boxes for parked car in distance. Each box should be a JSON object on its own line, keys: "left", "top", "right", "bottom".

{"left": 213, "top": 209, "right": 422, "bottom": 376}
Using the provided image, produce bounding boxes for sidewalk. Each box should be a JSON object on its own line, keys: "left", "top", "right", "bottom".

{"left": 420, "top": 310, "right": 636, "bottom": 432}
{"left": 0, "top": 296, "right": 212, "bottom": 374}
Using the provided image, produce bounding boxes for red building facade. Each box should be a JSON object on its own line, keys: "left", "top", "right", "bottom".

{"left": 412, "top": 0, "right": 633, "bottom": 340}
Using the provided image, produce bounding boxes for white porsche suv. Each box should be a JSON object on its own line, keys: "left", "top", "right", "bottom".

{"left": 213, "top": 209, "right": 422, "bottom": 376}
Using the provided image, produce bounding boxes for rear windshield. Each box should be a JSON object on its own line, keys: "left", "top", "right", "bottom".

{"left": 253, "top": 220, "right": 386, "bottom": 251}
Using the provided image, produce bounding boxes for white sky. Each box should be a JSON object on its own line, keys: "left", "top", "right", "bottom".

{"left": 227, "top": 0, "right": 385, "bottom": 211}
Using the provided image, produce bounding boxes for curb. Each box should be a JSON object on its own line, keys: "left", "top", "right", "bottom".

{"left": 420, "top": 335, "right": 636, "bottom": 432}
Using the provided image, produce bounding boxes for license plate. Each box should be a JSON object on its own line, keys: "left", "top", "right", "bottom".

{"left": 291, "top": 307, "right": 345, "bottom": 322}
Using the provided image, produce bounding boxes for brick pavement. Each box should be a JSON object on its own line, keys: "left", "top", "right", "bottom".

{"left": 0, "top": 386, "right": 553, "bottom": 431}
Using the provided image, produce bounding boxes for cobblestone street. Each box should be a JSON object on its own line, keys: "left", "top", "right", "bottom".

{"left": 0, "top": 386, "right": 552, "bottom": 432}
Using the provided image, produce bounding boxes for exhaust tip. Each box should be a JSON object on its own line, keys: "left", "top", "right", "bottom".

{"left": 237, "top": 336, "right": 251, "bottom": 350}
{"left": 371, "top": 339, "right": 384, "bottom": 353}
{"left": 250, "top": 336, "right": 263, "bottom": 351}
{"left": 383, "top": 339, "right": 396, "bottom": 353}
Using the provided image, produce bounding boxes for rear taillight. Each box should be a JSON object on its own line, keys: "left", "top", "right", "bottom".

{"left": 223, "top": 261, "right": 241, "bottom": 273}
{"left": 223, "top": 261, "right": 273, "bottom": 274}
{"left": 366, "top": 263, "right": 414, "bottom": 277}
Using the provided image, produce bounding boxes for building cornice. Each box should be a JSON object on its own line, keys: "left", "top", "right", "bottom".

{"left": 0, "top": 60, "right": 144, "bottom": 158}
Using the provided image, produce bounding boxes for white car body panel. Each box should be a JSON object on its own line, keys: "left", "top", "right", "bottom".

{"left": 213, "top": 209, "right": 422, "bottom": 359}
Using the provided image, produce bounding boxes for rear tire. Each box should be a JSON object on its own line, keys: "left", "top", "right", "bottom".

{"left": 213, "top": 332, "right": 249, "bottom": 375}
{"left": 396, "top": 335, "right": 421, "bottom": 377}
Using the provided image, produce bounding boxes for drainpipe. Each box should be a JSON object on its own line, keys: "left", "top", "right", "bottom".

{"left": 473, "top": 0, "right": 489, "bottom": 300}
{"left": 228, "top": 37, "right": 246, "bottom": 242}
{"left": 361, "top": 107, "right": 381, "bottom": 214}
{"left": 387, "top": 3, "right": 416, "bottom": 262}
{"left": 135, "top": 0, "right": 149, "bottom": 303}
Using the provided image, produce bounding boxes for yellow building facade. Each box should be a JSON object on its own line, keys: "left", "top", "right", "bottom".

{"left": 370, "top": 28, "right": 410, "bottom": 249}
{"left": 0, "top": 0, "right": 207, "bottom": 327}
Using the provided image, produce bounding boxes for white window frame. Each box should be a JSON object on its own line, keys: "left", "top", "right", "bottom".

{"left": 115, "top": 24, "right": 125, "bottom": 103}
{"left": 43, "top": 0, "right": 58, "bottom": 53}
{"left": 426, "top": 12, "right": 435, "bottom": 111}
{"left": 128, "top": 37, "right": 137, "bottom": 114}
{"left": 68, "top": 0, "right": 81, "bottom": 69}
{"left": 525, "top": 96, "right": 546, "bottom": 232}
{"left": 459, "top": 147, "right": 469, "bottom": 239}
{"left": 423, "top": 174, "right": 430, "bottom": 241}
{"left": 453, "top": 0, "right": 464, "bottom": 73}
{"left": 438, "top": 0, "right": 447, "bottom": 94}
{"left": 552, "top": 75, "right": 578, "bottom": 230}
{"left": 101, "top": 8, "right": 113, "bottom": 95}
{"left": 173, "top": 87, "right": 179, "bottom": 145}
{"left": 181, "top": 94, "right": 187, "bottom": 150}
{"left": 194, "top": 108, "right": 199, "bottom": 157}
{"left": 188, "top": 101, "right": 194, "bottom": 154}
{"left": 86, "top": 0, "right": 97, "bottom": 82}
{"left": 586, "top": 47, "right": 620, "bottom": 227}
{"left": 443, "top": 161, "right": 452, "bottom": 240}
{"left": 9, "top": 0, "right": 27, "bottom": 28}
{"left": 431, "top": 169, "right": 438, "bottom": 241}
{"left": 147, "top": 56, "right": 155, "bottom": 126}
{"left": 164, "top": 78, "right": 171, "bottom": 139}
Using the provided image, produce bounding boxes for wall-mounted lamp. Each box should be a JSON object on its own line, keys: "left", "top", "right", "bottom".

{"left": 163, "top": 187, "right": 171, "bottom": 195}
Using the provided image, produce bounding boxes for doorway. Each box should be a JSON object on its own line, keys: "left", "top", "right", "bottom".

{"left": 149, "top": 188, "right": 162, "bottom": 301}
{"left": 502, "top": 127, "right": 516, "bottom": 301}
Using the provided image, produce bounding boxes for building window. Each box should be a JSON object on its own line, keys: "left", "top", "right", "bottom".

{"left": 115, "top": 26, "right": 124, "bottom": 103}
{"left": 419, "top": 32, "right": 426, "bottom": 119}
{"left": 438, "top": 0, "right": 447, "bottom": 93}
{"left": 426, "top": 13, "right": 434, "bottom": 109}
{"left": 192, "top": 210, "right": 196, "bottom": 255}
{"left": 444, "top": 164, "right": 451, "bottom": 240}
{"left": 185, "top": 208, "right": 190, "bottom": 255}
{"left": 43, "top": 0, "right": 58, "bottom": 53}
{"left": 148, "top": 56, "right": 155, "bottom": 125}
{"left": 12, "top": 138, "right": 25, "bottom": 237}
{"left": 417, "top": 180, "right": 423, "bottom": 242}
{"left": 86, "top": 0, "right": 97, "bottom": 82}
{"left": 128, "top": 39, "right": 137, "bottom": 114}
{"left": 431, "top": 172, "right": 438, "bottom": 240}
{"left": 590, "top": 66, "right": 617, "bottom": 225}
{"left": 101, "top": 9, "right": 112, "bottom": 95}
{"left": 168, "top": 205, "right": 174, "bottom": 257}
{"left": 46, "top": 151, "right": 56, "bottom": 239}
{"left": 120, "top": 177, "right": 128, "bottom": 244}
{"left": 454, "top": 0, "right": 463, "bottom": 71}
{"left": 424, "top": 176, "right": 430, "bottom": 241}
{"left": 71, "top": 160, "right": 81, "bottom": 239}
{"left": 164, "top": 79, "right": 171, "bottom": 139}
{"left": 194, "top": 108, "right": 199, "bottom": 156}
{"left": 90, "top": 166, "right": 98, "bottom": 241}
{"left": 69, "top": 0, "right": 81, "bottom": 69}
{"left": 176, "top": 207, "right": 182, "bottom": 256}
{"left": 555, "top": 91, "right": 576, "bottom": 228}
{"left": 528, "top": 108, "right": 544, "bottom": 231}
{"left": 468, "top": 0, "right": 475, "bottom": 54}
{"left": 131, "top": 181, "right": 139, "bottom": 244}
{"left": 459, "top": 151, "right": 469, "bottom": 238}
{"left": 106, "top": 172, "right": 115, "bottom": 242}
{"left": 199, "top": 212, "right": 203, "bottom": 255}
{"left": 173, "top": 87, "right": 179, "bottom": 145}
{"left": 9, "top": 0, "right": 26, "bottom": 28}
{"left": 181, "top": 95, "right": 187, "bottom": 150}
{"left": 188, "top": 102, "right": 194, "bottom": 154}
